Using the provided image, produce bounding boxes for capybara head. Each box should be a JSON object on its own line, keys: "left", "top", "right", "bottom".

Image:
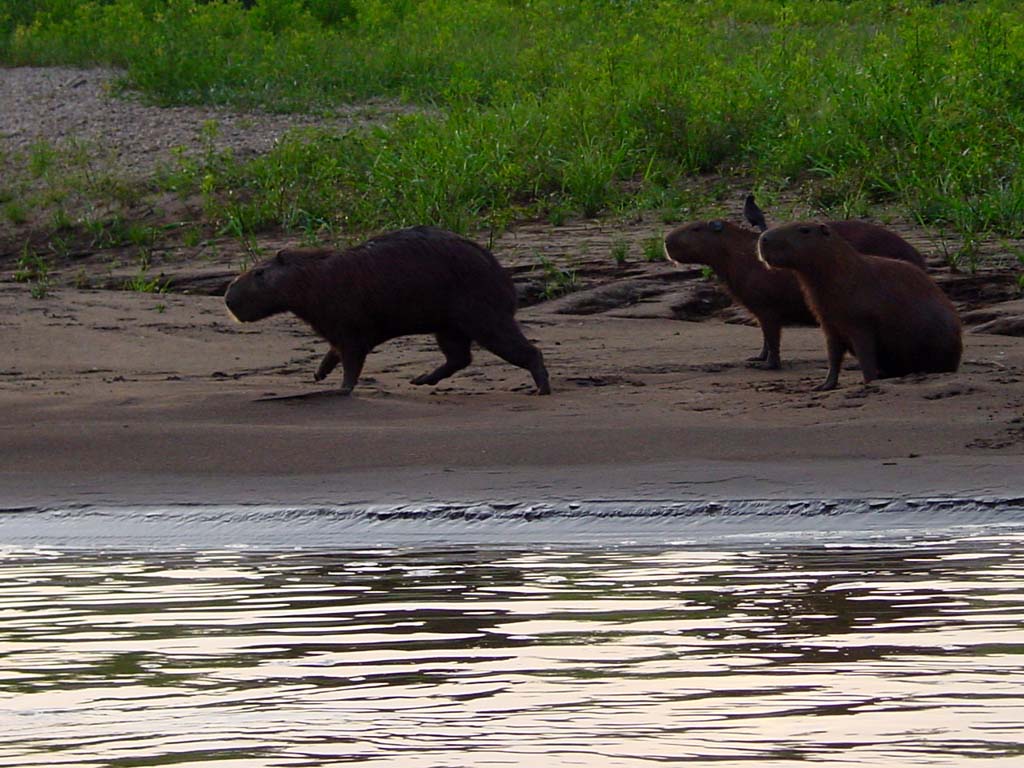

{"left": 664, "top": 219, "right": 750, "bottom": 267}
{"left": 757, "top": 222, "right": 834, "bottom": 269}
{"left": 225, "top": 249, "right": 326, "bottom": 322}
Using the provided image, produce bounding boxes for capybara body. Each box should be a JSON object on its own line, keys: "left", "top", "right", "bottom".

{"left": 742, "top": 195, "right": 927, "bottom": 271}
{"left": 827, "top": 219, "right": 927, "bottom": 270}
{"left": 757, "top": 222, "right": 962, "bottom": 390}
{"left": 663, "top": 219, "right": 930, "bottom": 368}
{"left": 224, "top": 226, "right": 550, "bottom": 395}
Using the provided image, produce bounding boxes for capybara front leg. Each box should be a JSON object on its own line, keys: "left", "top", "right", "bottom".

{"left": 749, "top": 319, "right": 782, "bottom": 369}
{"left": 477, "top": 322, "right": 551, "bottom": 395}
{"left": 747, "top": 337, "right": 770, "bottom": 363}
{"left": 815, "top": 329, "right": 846, "bottom": 391}
{"left": 411, "top": 333, "right": 472, "bottom": 386}
{"left": 339, "top": 346, "right": 367, "bottom": 396}
{"left": 314, "top": 347, "right": 340, "bottom": 382}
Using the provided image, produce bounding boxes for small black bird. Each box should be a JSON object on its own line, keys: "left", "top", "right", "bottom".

{"left": 744, "top": 194, "right": 768, "bottom": 232}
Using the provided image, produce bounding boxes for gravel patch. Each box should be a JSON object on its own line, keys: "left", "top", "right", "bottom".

{"left": 0, "top": 66, "right": 408, "bottom": 178}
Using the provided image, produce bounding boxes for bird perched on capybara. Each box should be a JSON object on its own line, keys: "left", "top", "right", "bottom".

{"left": 757, "top": 222, "right": 962, "bottom": 390}
{"left": 743, "top": 194, "right": 768, "bottom": 232}
{"left": 664, "top": 218, "right": 931, "bottom": 368}
{"left": 224, "top": 227, "right": 551, "bottom": 396}
{"left": 742, "top": 195, "right": 926, "bottom": 270}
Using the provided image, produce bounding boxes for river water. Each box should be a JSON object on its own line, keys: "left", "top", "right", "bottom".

{"left": 2, "top": 499, "right": 1023, "bottom": 767}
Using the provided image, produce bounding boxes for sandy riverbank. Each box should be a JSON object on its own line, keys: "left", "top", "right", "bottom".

{"left": 3, "top": 281, "right": 1023, "bottom": 508}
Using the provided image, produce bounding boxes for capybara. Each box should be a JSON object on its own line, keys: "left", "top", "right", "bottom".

{"left": 743, "top": 195, "right": 927, "bottom": 270}
{"left": 664, "top": 220, "right": 815, "bottom": 369}
{"left": 224, "top": 227, "right": 551, "bottom": 396}
{"left": 664, "top": 218, "right": 930, "bottom": 368}
{"left": 757, "top": 222, "right": 962, "bottom": 390}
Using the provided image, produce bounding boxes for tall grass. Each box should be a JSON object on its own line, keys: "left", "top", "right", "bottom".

{"left": 4, "top": 0, "right": 1024, "bottom": 241}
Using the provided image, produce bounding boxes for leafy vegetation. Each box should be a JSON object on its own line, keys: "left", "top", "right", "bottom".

{"left": 3, "top": 1, "right": 1024, "bottom": 248}
{"left": 536, "top": 256, "right": 578, "bottom": 300}
{"left": 14, "top": 247, "right": 52, "bottom": 299}
{"left": 610, "top": 239, "right": 629, "bottom": 266}
{"left": 642, "top": 235, "right": 666, "bottom": 264}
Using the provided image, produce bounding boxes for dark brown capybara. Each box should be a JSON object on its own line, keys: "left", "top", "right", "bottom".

{"left": 663, "top": 218, "right": 931, "bottom": 368}
{"left": 224, "top": 226, "right": 551, "bottom": 396}
{"left": 757, "top": 222, "right": 962, "bottom": 390}
{"left": 742, "top": 195, "right": 927, "bottom": 270}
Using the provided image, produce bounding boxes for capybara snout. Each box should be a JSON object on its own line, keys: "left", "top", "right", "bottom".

{"left": 663, "top": 220, "right": 726, "bottom": 266}
{"left": 225, "top": 264, "right": 284, "bottom": 322}
{"left": 225, "top": 250, "right": 324, "bottom": 323}
{"left": 757, "top": 222, "right": 832, "bottom": 269}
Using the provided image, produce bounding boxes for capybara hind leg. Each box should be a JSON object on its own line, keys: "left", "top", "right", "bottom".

{"left": 815, "top": 329, "right": 847, "bottom": 391}
{"left": 339, "top": 346, "right": 368, "bottom": 396}
{"left": 476, "top": 323, "right": 551, "bottom": 395}
{"left": 412, "top": 333, "right": 472, "bottom": 385}
{"left": 315, "top": 348, "right": 340, "bottom": 382}
{"left": 847, "top": 330, "right": 880, "bottom": 384}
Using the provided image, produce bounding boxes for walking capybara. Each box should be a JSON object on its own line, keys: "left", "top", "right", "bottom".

{"left": 757, "top": 222, "right": 962, "bottom": 390}
{"left": 224, "top": 227, "right": 551, "bottom": 396}
{"left": 742, "top": 195, "right": 927, "bottom": 270}
{"left": 663, "top": 218, "right": 930, "bottom": 368}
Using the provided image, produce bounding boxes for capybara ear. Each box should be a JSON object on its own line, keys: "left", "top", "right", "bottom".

{"left": 710, "top": 220, "right": 724, "bottom": 233}
{"left": 819, "top": 224, "right": 831, "bottom": 237}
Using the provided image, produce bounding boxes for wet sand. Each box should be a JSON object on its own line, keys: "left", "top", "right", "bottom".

{"left": 3, "top": 283, "right": 1023, "bottom": 508}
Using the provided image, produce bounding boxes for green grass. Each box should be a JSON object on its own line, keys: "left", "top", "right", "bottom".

{"left": 536, "top": 256, "right": 578, "bottom": 300}
{"left": 610, "top": 239, "right": 629, "bottom": 266}
{"left": 4, "top": 0, "right": 1024, "bottom": 248}
{"left": 642, "top": 235, "right": 665, "bottom": 263}
{"left": 14, "top": 247, "right": 52, "bottom": 299}
{"left": 122, "top": 251, "right": 169, "bottom": 293}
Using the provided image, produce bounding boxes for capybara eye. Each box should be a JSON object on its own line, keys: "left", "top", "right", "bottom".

{"left": 799, "top": 226, "right": 810, "bottom": 234}
{"left": 710, "top": 221, "right": 723, "bottom": 233}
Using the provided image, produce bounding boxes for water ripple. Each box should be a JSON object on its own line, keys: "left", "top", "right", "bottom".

{"left": 2, "top": 525, "right": 1024, "bottom": 766}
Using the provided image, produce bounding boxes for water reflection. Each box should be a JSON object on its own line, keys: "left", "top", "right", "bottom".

{"left": 2, "top": 534, "right": 1024, "bottom": 766}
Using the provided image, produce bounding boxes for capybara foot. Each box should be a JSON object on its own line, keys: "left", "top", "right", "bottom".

{"left": 747, "top": 359, "right": 781, "bottom": 371}
{"left": 338, "top": 385, "right": 354, "bottom": 396}
{"left": 534, "top": 382, "right": 552, "bottom": 396}
{"left": 411, "top": 373, "right": 438, "bottom": 386}
{"left": 813, "top": 380, "right": 838, "bottom": 392}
